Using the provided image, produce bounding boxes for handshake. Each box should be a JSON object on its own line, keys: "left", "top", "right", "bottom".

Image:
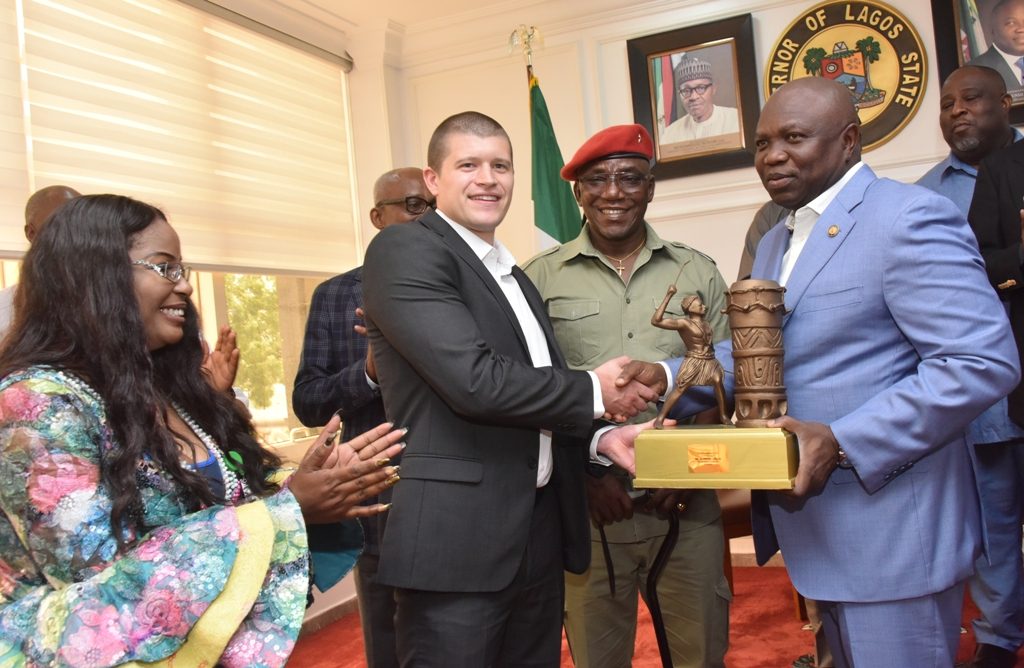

{"left": 594, "top": 356, "right": 669, "bottom": 422}
{"left": 590, "top": 357, "right": 673, "bottom": 476}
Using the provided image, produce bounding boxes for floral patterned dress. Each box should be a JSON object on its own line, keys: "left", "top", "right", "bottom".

{"left": 0, "top": 367, "right": 335, "bottom": 667}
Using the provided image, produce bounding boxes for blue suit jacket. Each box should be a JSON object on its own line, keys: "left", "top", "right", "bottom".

{"left": 743, "top": 166, "right": 1019, "bottom": 603}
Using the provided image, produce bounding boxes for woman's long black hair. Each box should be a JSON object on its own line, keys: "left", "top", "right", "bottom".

{"left": 0, "top": 194, "right": 280, "bottom": 547}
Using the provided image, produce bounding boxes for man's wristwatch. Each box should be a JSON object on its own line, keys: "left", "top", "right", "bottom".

{"left": 836, "top": 446, "right": 853, "bottom": 469}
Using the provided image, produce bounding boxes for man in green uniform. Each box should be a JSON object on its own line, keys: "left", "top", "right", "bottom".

{"left": 522, "top": 124, "right": 731, "bottom": 668}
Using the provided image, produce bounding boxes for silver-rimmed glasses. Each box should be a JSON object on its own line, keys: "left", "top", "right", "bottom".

{"left": 131, "top": 259, "right": 192, "bottom": 283}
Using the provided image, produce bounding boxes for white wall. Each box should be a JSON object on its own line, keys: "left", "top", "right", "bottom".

{"left": 345, "top": 0, "right": 950, "bottom": 281}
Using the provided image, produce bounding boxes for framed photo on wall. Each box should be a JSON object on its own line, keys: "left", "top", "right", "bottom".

{"left": 626, "top": 14, "right": 760, "bottom": 178}
{"left": 932, "top": 0, "right": 1024, "bottom": 122}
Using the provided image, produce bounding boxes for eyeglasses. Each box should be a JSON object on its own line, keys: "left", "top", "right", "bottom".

{"left": 132, "top": 259, "right": 191, "bottom": 283}
{"left": 679, "top": 83, "right": 712, "bottom": 97}
{"left": 375, "top": 196, "right": 435, "bottom": 215}
{"left": 578, "top": 172, "right": 651, "bottom": 194}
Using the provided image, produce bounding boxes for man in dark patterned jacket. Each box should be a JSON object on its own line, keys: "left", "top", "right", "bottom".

{"left": 293, "top": 167, "right": 433, "bottom": 668}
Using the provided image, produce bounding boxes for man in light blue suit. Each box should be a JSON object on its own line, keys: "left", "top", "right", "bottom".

{"left": 738, "top": 78, "right": 1019, "bottom": 666}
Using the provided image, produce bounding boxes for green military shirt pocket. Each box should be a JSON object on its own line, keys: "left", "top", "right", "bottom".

{"left": 652, "top": 297, "right": 689, "bottom": 358}
{"left": 548, "top": 299, "right": 602, "bottom": 368}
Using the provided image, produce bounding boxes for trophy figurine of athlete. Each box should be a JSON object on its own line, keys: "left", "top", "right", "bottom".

{"left": 634, "top": 278, "right": 796, "bottom": 491}
{"left": 651, "top": 285, "right": 729, "bottom": 428}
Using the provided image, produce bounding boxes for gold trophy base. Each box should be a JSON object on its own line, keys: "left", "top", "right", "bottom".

{"left": 634, "top": 425, "right": 798, "bottom": 489}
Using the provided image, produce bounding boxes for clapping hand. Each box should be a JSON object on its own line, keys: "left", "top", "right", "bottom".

{"left": 201, "top": 325, "right": 240, "bottom": 393}
{"left": 290, "top": 416, "right": 405, "bottom": 524}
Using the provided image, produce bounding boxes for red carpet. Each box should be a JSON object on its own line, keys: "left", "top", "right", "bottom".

{"left": 288, "top": 566, "right": 1010, "bottom": 667}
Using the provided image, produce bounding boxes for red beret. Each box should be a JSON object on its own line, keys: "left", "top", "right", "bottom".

{"left": 560, "top": 124, "right": 654, "bottom": 181}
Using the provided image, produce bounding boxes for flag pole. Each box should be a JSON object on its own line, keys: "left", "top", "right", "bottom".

{"left": 510, "top": 25, "right": 580, "bottom": 249}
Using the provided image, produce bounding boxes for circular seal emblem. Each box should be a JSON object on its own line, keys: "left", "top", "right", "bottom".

{"left": 764, "top": 0, "right": 927, "bottom": 150}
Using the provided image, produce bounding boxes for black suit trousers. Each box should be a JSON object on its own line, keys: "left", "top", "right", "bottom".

{"left": 393, "top": 484, "right": 564, "bottom": 667}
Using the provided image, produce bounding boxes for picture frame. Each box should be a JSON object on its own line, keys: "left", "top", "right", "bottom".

{"left": 626, "top": 14, "right": 760, "bottom": 179}
{"left": 931, "top": 0, "right": 1024, "bottom": 123}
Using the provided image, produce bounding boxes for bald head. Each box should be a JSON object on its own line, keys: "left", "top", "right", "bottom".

{"left": 754, "top": 78, "right": 861, "bottom": 209}
{"left": 779, "top": 78, "right": 860, "bottom": 132}
{"left": 939, "top": 65, "right": 1012, "bottom": 165}
{"left": 946, "top": 64, "right": 1008, "bottom": 96}
{"left": 370, "top": 167, "right": 433, "bottom": 230}
{"left": 24, "top": 185, "right": 81, "bottom": 243}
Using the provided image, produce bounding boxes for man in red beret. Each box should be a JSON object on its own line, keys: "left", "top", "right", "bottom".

{"left": 524, "top": 123, "right": 731, "bottom": 668}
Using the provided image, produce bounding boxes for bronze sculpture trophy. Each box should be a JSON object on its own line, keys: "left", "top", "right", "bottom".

{"left": 634, "top": 280, "right": 798, "bottom": 489}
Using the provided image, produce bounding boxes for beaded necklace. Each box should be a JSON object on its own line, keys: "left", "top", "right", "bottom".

{"left": 51, "top": 369, "right": 250, "bottom": 504}
{"left": 172, "top": 402, "right": 251, "bottom": 503}
{"left": 52, "top": 369, "right": 102, "bottom": 405}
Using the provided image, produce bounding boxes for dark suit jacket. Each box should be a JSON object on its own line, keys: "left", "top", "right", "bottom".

{"left": 737, "top": 201, "right": 788, "bottom": 280}
{"left": 362, "top": 211, "right": 596, "bottom": 593}
{"left": 969, "top": 140, "right": 1024, "bottom": 424}
{"left": 971, "top": 48, "right": 1023, "bottom": 97}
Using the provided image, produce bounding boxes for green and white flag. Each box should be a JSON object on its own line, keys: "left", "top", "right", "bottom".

{"left": 529, "top": 66, "right": 579, "bottom": 248}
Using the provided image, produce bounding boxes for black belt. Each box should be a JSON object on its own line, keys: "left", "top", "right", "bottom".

{"left": 594, "top": 494, "right": 679, "bottom": 668}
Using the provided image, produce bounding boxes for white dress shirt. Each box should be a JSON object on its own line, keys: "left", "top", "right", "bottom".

{"left": 778, "top": 161, "right": 865, "bottom": 286}
{"left": 993, "top": 43, "right": 1024, "bottom": 85}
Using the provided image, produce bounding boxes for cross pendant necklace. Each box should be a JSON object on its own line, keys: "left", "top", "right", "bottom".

{"left": 602, "top": 239, "right": 645, "bottom": 277}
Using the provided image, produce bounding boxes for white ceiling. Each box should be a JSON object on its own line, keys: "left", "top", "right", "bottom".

{"left": 212, "top": 0, "right": 524, "bottom": 56}
{"left": 322, "top": 0, "right": 517, "bottom": 32}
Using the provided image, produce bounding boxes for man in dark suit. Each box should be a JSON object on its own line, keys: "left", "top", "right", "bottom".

{"left": 362, "top": 111, "right": 658, "bottom": 667}
{"left": 293, "top": 167, "right": 433, "bottom": 668}
{"left": 971, "top": 139, "right": 1024, "bottom": 426}
{"left": 967, "top": 139, "right": 1024, "bottom": 668}
{"left": 970, "top": 0, "right": 1024, "bottom": 101}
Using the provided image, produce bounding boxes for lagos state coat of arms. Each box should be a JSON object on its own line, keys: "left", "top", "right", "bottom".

{"left": 764, "top": 0, "right": 927, "bottom": 150}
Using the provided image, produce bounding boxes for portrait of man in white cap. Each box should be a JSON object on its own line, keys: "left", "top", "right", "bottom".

{"left": 660, "top": 55, "right": 740, "bottom": 145}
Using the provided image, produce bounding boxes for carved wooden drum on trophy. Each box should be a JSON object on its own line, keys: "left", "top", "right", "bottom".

{"left": 724, "top": 280, "right": 787, "bottom": 427}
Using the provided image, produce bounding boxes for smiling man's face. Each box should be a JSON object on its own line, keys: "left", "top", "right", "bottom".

{"left": 574, "top": 157, "right": 654, "bottom": 244}
{"left": 424, "top": 131, "right": 514, "bottom": 244}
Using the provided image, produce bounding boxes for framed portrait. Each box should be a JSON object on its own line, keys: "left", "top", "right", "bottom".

{"left": 932, "top": 0, "right": 1024, "bottom": 122}
{"left": 626, "top": 14, "right": 760, "bottom": 179}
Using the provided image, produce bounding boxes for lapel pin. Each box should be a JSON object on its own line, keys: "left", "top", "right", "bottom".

{"left": 827, "top": 225, "right": 840, "bottom": 238}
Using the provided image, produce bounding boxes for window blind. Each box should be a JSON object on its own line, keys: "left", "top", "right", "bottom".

{"left": 2, "top": 0, "right": 358, "bottom": 274}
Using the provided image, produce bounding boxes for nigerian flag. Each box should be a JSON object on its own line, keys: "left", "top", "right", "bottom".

{"left": 529, "top": 66, "right": 579, "bottom": 248}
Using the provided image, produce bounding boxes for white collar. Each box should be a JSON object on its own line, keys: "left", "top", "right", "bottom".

{"left": 785, "top": 161, "right": 865, "bottom": 239}
{"left": 436, "top": 209, "right": 516, "bottom": 276}
{"left": 993, "top": 43, "right": 1024, "bottom": 73}
{"left": 804, "top": 161, "right": 865, "bottom": 218}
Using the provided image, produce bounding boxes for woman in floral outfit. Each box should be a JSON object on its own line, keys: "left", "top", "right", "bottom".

{"left": 0, "top": 195, "right": 403, "bottom": 667}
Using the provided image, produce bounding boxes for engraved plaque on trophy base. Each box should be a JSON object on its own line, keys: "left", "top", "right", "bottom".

{"left": 633, "top": 425, "right": 798, "bottom": 489}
